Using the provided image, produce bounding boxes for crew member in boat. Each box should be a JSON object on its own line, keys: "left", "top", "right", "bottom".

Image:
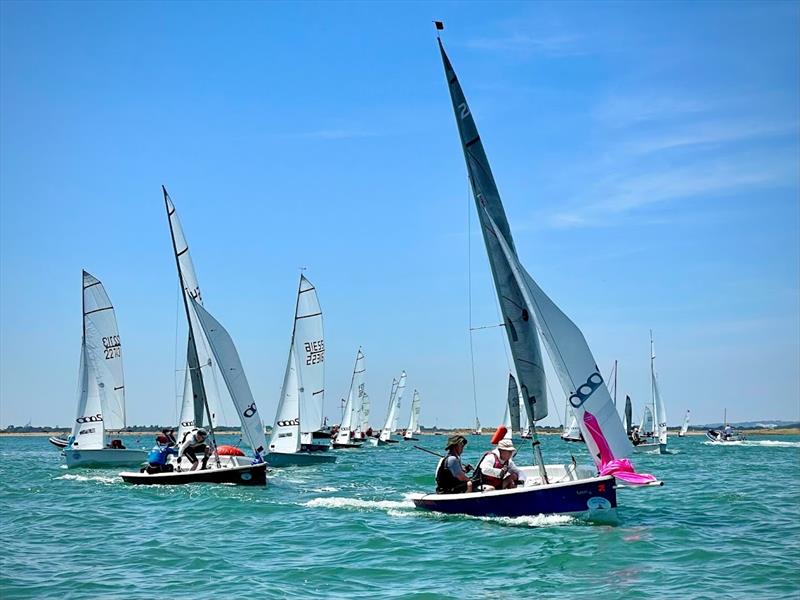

{"left": 476, "top": 439, "right": 525, "bottom": 490}
{"left": 177, "top": 428, "right": 212, "bottom": 471}
{"left": 723, "top": 424, "right": 733, "bottom": 440}
{"left": 435, "top": 435, "right": 474, "bottom": 494}
{"left": 144, "top": 434, "right": 178, "bottom": 474}
{"left": 161, "top": 428, "right": 177, "bottom": 447}
{"left": 631, "top": 427, "right": 641, "bottom": 445}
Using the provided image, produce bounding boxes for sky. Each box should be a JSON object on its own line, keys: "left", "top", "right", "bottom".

{"left": 1, "top": 1, "right": 798, "bottom": 430}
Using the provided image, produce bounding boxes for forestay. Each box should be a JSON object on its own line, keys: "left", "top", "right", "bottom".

{"left": 70, "top": 271, "right": 126, "bottom": 448}
{"left": 482, "top": 209, "right": 633, "bottom": 466}
{"left": 294, "top": 275, "right": 325, "bottom": 435}
{"left": 190, "top": 298, "right": 266, "bottom": 455}
{"left": 438, "top": 39, "right": 548, "bottom": 422}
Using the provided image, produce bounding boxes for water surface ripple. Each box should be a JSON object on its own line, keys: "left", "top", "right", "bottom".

{"left": 1, "top": 434, "right": 798, "bottom": 598}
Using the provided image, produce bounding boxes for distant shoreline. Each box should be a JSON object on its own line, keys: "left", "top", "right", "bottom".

{"left": 3, "top": 428, "right": 799, "bottom": 437}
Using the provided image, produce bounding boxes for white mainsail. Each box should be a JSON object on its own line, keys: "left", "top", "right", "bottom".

{"left": 392, "top": 371, "right": 407, "bottom": 433}
{"left": 69, "top": 271, "right": 126, "bottom": 449}
{"left": 269, "top": 346, "right": 302, "bottom": 453}
{"left": 483, "top": 209, "right": 633, "bottom": 466}
{"left": 438, "top": 39, "right": 547, "bottom": 422}
{"left": 335, "top": 349, "right": 365, "bottom": 445}
{"left": 163, "top": 188, "right": 222, "bottom": 440}
{"left": 679, "top": 410, "right": 690, "bottom": 437}
{"left": 651, "top": 332, "right": 668, "bottom": 447}
{"left": 640, "top": 405, "right": 654, "bottom": 435}
{"left": 404, "top": 389, "right": 421, "bottom": 438}
{"left": 379, "top": 372, "right": 405, "bottom": 441}
{"left": 562, "top": 414, "right": 582, "bottom": 441}
{"left": 191, "top": 298, "right": 266, "bottom": 455}
{"left": 294, "top": 275, "right": 325, "bottom": 437}
{"left": 359, "top": 392, "right": 371, "bottom": 435}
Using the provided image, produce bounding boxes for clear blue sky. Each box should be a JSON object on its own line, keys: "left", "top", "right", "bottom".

{"left": 1, "top": 1, "right": 798, "bottom": 429}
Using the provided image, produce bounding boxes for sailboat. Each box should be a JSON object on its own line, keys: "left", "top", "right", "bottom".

{"left": 120, "top": 188, "right": 267, "bottom": 485}
{"left": 679, "top": 410, "right": 690, "bottom": 437}
{"left": 632, "top": 332, "right": 668, "bottom": 454}
{"left": 64, "top": 271, "right": 146, "bottom": 468}
{"left": 411, "top": 31, "right": 659, "bottom": 520}
{"left": 267, "top": 275, "right": 336, "bottom": 466}
{"left": 471, "top": 418, "right": 482, "bottom": 435}
{"left": 369, "top": 372, "right": 406, "bottom": 446}
{"left": 332, "top": 349, "right": 366, "bottom": 449}
{"left": 403, "top": 390, "right": 421, "bottom": 441}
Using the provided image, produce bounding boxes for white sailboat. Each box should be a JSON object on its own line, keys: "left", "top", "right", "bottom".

{"left": 370, "top": 372, "right": 406, "bottom": 446}
{"left": 267, "top": 275, "right": 336, "bottom": 466}
{"left": 333, "top": 349, "right": 366, "bottom": 448}
{"left": 403, "top": 390, "right": 421, "bottom": 440}
{"left": 412, "top": 31, "right": 658, "bottom": 520}
{"left": 632, "top": 332, "right": 668, "bottom": 453}
{"left": 64, "top": 271, "right": 146, "bottom": 468}
{"left": 679, "top": 410, "right": 690, "bottom": 437}
{"left": 471, "top": 417, "right": 483, "bottom": 435}
{"left": 121, "top": 188, "right": 267, "bottom": 485}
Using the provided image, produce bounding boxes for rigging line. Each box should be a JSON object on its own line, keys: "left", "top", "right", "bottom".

{"left": 467, "top": 175, "right": 479, "bottom": 427}
{"left": 469, "top": 323, "right": 505, "bottom": 331}
{"left": 173, "top": 282, "right": 181, "bottom": 426}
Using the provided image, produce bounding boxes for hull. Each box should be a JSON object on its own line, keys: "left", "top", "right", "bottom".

{"left": 402, "top": 436, "right": 419, "bottom": 441}
{"left": 49, "top": 436, "right": 68, "bottom": 449}
{"left": 633, "top": 441, "right": 668, "bottom": 454}
{"left": 65, "top": 448, "right": 147, "bottom": 468}
{"left": 120, "top": 462, "right": 266, "bottom": 486}
{"left": 411, "top": 467, "right": 617, "bottom": 521}
{"left": 706, "top": 430, "right": 745, "bottom": 443}
{"left": 560, "top": 435, "right": 584, "bottom": 443}
{"left": 331, "top": 441, "right": 363, "bottom": 449}
{"left": 266, "top": 451, "right": 336, "bottom": 467}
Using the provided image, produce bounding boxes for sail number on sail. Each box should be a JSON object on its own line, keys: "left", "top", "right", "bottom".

{"left": 568, "top": 372, "right": 604, "bottom": 408}
{"left": 304, "top": 340, "right": 324, "bottom": 365}
{"left": 102, "top": 335, "right": 121, "bottom": 359}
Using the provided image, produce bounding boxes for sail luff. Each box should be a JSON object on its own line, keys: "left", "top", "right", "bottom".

{"left": 438, "top": 39, "right": 548, "bottom": 421}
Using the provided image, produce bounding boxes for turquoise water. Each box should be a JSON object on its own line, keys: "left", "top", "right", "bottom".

{"left": 1, "top": 433, "right": 799, "bottom": 599}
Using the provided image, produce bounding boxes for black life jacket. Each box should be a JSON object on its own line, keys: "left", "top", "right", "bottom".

{"left": 435, "top": 455, "right": 464, "bottom": 493}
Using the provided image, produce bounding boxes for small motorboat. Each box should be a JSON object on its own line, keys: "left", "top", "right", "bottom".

{"left": 121, "top": 456, "right": 266, "bottom": 486}
{"left": 706, "top": 429, "right": 745, "bottom": 443}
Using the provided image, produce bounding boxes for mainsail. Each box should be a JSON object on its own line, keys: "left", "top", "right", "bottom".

{"left": 640, "top": 405, "right": 654, "bottom": 435}
{"left": 335, "top": 349, "right": 365, "bottom": 445}
{"left": 163, "top": 187, "right": 221, "bottom": 439}
{"left": 405, "top": 389, "right": 421, "bottom": 436}
{"left": 191, "top": 298, "right": 266, "bottom": 455}
{"left": 391, "top": 371, "right": 407, "bottom": 432}
{"left": 294, "top": 275, "right": 325, "bottom": 436}
{"left": 651, "top": 332, "right": 668, "bottom": 446}
{"left": 379, "top": 373, "right": 405, "bottom": 441}
{"left": 679, "top": 410, "right": 690, "bottom": 437}
{"left": 507, "top": 374, "right": 521, "bottom": 434}
{"left": 438, "top": 39, "right": 547, "bottom": 422}
{"left": 69, "top": 271, "right": 126, "bottom": 448}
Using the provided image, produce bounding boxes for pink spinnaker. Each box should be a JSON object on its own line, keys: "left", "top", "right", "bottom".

{"left": 584, "top": 411, "right": 658, "bottom": 485}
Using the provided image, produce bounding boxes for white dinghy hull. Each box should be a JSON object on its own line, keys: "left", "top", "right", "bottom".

{"left": 65, "top": 448, "right": 147, "bottom": 468}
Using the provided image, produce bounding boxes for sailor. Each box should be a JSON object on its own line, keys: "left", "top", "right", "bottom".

{"left": 145, "top": 434, "right": 178, "bottom": 474}
{"left": 631, "top": 427, "right": 641, "bottom": 445}
{"left": 723, "top": 424, "right": 733, "bottom": 440}
{"left": 177, "top": 428, "right": 212, "bottom": 471}
{"left": 161, "top": 428, "right": 177, "bottom": 447}
{"left": 476, "top": 438, "right": 525, "bottom": 490}
{"left": 435, "top": 435, "right": 474, "bottom": 494}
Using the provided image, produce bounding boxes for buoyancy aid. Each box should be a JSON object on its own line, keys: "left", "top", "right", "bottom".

{"left": 477, "top": 451, "right": 506, "bottom": 488}
{"left": 435, "top": 455, "right": 465, "bottom": 494}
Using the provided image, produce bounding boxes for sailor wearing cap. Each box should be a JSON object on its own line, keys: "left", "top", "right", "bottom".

{"left": 435, "top": 435, "right": 475, "bottom": 494}
{"left": 477, "top": 438, "right": 525, "bottom": 490}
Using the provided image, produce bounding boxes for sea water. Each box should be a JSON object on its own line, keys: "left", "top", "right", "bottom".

{"left": 1, "top": 434, "right": 798, "bottom": 599}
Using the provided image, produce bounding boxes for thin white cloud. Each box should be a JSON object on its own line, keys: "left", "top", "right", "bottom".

{"left": 465, "top": 32, "right": 587, "bottom": 58}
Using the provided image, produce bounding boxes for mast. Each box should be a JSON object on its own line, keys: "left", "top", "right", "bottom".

{"left": 163, "top": 186, "right": 219, "bottom": 460}
{"left": 650, "top": 330, "right": 656, "bottom": 434}
{"left": 613, "top": 359, "right": 618, "bottom": 408}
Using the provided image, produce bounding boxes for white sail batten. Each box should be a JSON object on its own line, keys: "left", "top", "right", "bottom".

{"left": 482, "top": 209, "right": 632, "bottom": 465}
{"left": 269, "top": 346, "right": 302, "bottom": 453}
{"left": 70, "top": 272, "right": 125, "bottom": 449}
{"left": 190, "top": 298, "right": 265, "bottom": 455}
{"left": 439, "top": 40, "right": 548, "bottom": 422}
{"left": 294, "top": 275, "right": 325, "bottom": 435}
